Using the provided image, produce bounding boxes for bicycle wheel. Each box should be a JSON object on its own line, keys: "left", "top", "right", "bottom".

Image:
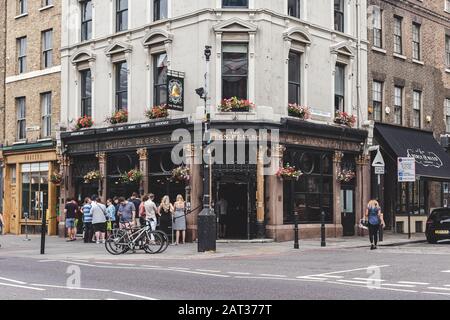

{"left": 142, "top": 231, "right": 164, "bottom": 254}
{"left": 153, "top": 230, "right": 169, "bottom": 253}
{"left": 105, "top": 229, "right": 129, "bottom": 255}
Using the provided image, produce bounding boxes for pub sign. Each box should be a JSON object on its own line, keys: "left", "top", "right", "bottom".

{"left": 167, "top": 70, "right": 185, "bottom": 111}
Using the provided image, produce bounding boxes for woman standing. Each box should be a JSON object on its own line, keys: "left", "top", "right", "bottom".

{"left": 173, "top": 195, "right": 186, "bottom": 245}
{"left": 365, "top": 199, "right": 385, "bottom": 250}
{"left": 106, "top": 199, "right": 116, "bottom": 237}
{"left": 158, "top": 195, "right": 174, "bottom": 235}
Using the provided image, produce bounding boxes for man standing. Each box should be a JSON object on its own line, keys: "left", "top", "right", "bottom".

{"left": 118, "top": 197, "right": 136, "bottom": 228}
{"left": 64, "top": 198, "right": 78, "bottom": 242}
{"left": 144, "top": 194, "right": 158, "bottom": 234}
{"left": 90, "top": 196, "right": 107, "bottom": 244}
{"left": 129, "top": 192, "right": 142, "bottom": 227}
{"left": 82, "top": 197, "right": 93, "bottom": 243}
{"left": 0, "top": 211, "right": 5, "bottom": 235}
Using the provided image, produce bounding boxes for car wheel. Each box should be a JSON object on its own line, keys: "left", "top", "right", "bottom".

{"left": 426, "top": 235, "right": 438, "bottom": 244}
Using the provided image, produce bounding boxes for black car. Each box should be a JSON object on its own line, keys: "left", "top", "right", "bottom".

{"left": 426, "top": 208, "right": 450, "bottom": 244}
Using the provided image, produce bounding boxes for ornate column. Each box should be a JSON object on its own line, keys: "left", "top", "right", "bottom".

{"left": 333, "top": 151, "right": 344, "bottom": 237}
{"left": 256, "top": 145, "right": 266, "bottom": 238}
{"left": 58, "top": 155, "right": 72, "bottom": 237}
{"left": 356, "top": 154, "right": 371, "bottom": 236}
{"left": 137, "top": 148, "right": 149, "bottom": 196}
{"left": 97, "top": 152, "right": 107, "bottom": 203}
{"left": 266, "top": 145, "right": 285, "bottom": 240}
{"left": 185, "top": 143, "right": 202, "bottom": 242}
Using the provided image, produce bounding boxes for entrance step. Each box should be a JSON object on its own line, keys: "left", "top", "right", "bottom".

{"left": 216, "top": 239, "right": 274, "bottom": 243}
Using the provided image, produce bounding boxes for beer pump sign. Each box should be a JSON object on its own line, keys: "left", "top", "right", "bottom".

{"left": 167, "top": 70, "right": 185, "bottom": 111}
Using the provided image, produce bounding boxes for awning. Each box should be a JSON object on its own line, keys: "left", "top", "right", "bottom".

{"left": 375, "top": 123, "right": 450, "bottom": 180}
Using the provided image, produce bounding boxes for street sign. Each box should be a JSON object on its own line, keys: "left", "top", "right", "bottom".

{"left": 398, "top": 157, "right": 416, "bottom": 182}
{"left": 372, "top": 149, "right": 385, "bottom": 167}
{"left": 375, "top": 166, "right": 385, "bottom": 175}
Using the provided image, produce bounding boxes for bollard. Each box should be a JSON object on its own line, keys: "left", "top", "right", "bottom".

{"left": 23, "top": 212, "right": 31, "bottom": 241}
{"left": 321, "top": 211, "right": 326, "bottom": 247}
{"left": 293, "top": 211, "right": 299, "bottom": 249}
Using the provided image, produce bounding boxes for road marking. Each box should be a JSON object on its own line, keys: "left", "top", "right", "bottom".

{"left": 95, "top": 262, "right": 113, "bottom": 265}
{"left": 381, "top": 283, "right": 416, "bottom": 288}
{"left": 259, "top": 274, "right": 287, "bottom": 278}
{"left": 337, "top": 280, "right": 370, "bottom": 285}
{"left": 423, "top": 291, "right": 450, "bottom": 297}
{"left": 168, "top": 267, "right": 190, "bottom": 270}
{"left": 445, "top": 285, "right": 450, "bottom": 287}
{"left": 317, "top": 275, "right": 344, "bottom": 279}
{"left": 38, "top": 260, "right": 57, "bottom": 263}
{"left": 116, "top": 263, "right": 136, "bottom": 267}
{"left": 44, "top": 298, "right": 103, "bottom": 300}
{"left": 353, "top": 278, "right": 385, "bottom": 282}
{"left": 0, "top": 277, "right": 27, "bottom": 285}
{"left": 295, "top": 276, "right": 327, "bottom": 281}
{"left": 113, "top": 291, "right": 158, "bottom": 300}
{"left": 0, "top": 282, "right": 45, "bottom": 291}
{"left": 398, "top": 281, "right": 430, "bottom": 286}
{"left": 300, "top": 265, "right": 390, "bottom": 278}
{"left": 195, "top": 269, "right": 222, "bottom": 273}
{"left": 175, "top": 270, "right": 231, "bottom": 278}
{"left": 30, "top": 283, "right": 111, "bottom": 292}
{"left": 227, "top": 272, "right": 251, "bottom": 275}
{"left": 427, "top": 287, "right": 450, "bottom": 292}
{"left": 59, "top": 260, "right": 97, "bottom": 267}
{"left": 71, "top": 260, "right": 90, "bottom": 263}
{"left": 442, "top": 270, "right": 450, "bottom": 273}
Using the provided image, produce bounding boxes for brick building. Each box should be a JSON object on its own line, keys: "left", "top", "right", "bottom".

{"left": 367, "top": 0, "right": 450, "bottom": 234}
{"left": 1, "top": 0, "right": 61, "bottom": 235}
{"left": 0, "top": 0, "right": 6, "bottom": 214}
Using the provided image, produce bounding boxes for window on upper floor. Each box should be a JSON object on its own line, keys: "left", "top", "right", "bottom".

{"left": 288, "top": 0, "right": 301, "bottom": 19}
{"left": 18, "top": 0, "right": 27, "bottom": 15}
{"left": 413, "top": 90, "right": 421, "bottom": 128}
{"left": 222, "top": 43, "right": 248, "bottom": 100}
{"left": 116, "top": 0, "right": 128, "bottom": 32}
{"left": 17, "top": 37, "right": 27, "bottom": 74}
{"left": 446, "top": 35, "right": 450, "bottom": 68}
{"left": 222, "top": 0, "right": 248, "bottom": 8}
{"left": 115, "top": 61, "right": 128, "bottom": 111}
{"left": 80, "top": 69, "right": 92, "bottom": 117}
{"left": 41, "top": 92, "right": 52, "bottom": 138}
{"left": 394, "top": 16, "right": 403, "bottom": 54}
{"left": 446, "top": 0, "right": 450, "bottom": 12}
{"left": 154, "top": 0, "right": 168, "bottom": 21}
{"left": 412, "top": 23, "right": 421, "bottom": 61}
{"left": 372, "top": 81, "right": 383, "bottom": 122}
{"left": 334, "top": 64, "right": 345, "bottom": 112}
{"left": 81, "top": 0, "right": 92, "bottom": 42}
{"left": 153, "top": 52, "right": 168, "bottom": 106}
{"left": 42, "top": 29, "right": 53, "bottom": 69}
{"left": 288, "top": 51, "right": 301, "bottom": 105}
{"left": 42, "top": 0, "right": 52, "bottom": 7}
{"left": 16, "top": 97, "right": 26, "bottom": 141}
{"left": 372, "top": 6, "right": 382, "bottom": 48}
{"left": 446, "top": 98, "right": 450, "bottom": 133}
{"left": 394, "top": 86, "right": 403, "bottom": 125}
{"left": 334, "top": 0, "right": 344, "bottom": 32}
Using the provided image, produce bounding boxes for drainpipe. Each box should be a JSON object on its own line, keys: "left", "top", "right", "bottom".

{"left": 356, "top": 0, "right": 362, "bottom": 130}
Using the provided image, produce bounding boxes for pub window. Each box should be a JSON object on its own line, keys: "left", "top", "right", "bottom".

{"left": 394, "top": 16, "right": 403, "bottom": 54}
{"left": 18, "top": 0, "right": 27, "bottom": 15}
{"left": 116, "top": 0, "right": 128, "bottom": 32}
{"left": 81, "top": 69, "right": 92, "bottom": 117}
{"left": 21, "top": 162, "right": 49, "bottom": 221}
{"left": 288, "top": 51, "right": 301, "bottom": 105}
{"left": 222, "top": 43, "right": 248, "bottom": 100}
{"left": 17, "top": 36, "right": 27, "bottom": 74}
{"left": 445, "top": 98, "right": 450, "bottom": 133}
{"left": 153, "top": 52, "right": 168, "bottom": 106}
{"left": 153, "top": 0, "right": 168, "bottom": 21}
{"left": 10, "top": 165, "right": 17, "bottom": 184}
{"left": 288, "top": 0, "right": 300, "bottom": 19}
{"left": 16, "top": 97, "right": 26, "bottom": 140}
{"left": 334, "top": 0, "right": 344, "bottom": 32}
{"left": 334, "top": 63, "right": 345, "bottom": 112}
{"left": 412, "top": 23, "right": 421, "bottom": 61}
{"left": 396, "top": 180, "right": 425, "bottom": 215}
{"left": 372, "top": 6, "right": 382, "bottom": 48}
{"left": 222, "top": 0, "right": 248, "bottom": 8}
{"left": 446, "top": 35, "right": 450, "bottom": 68}
{"left": 115, "top": 61, "right": 128, "bottom": 111}
{"left": 413, "top": 90, "right": 421, "bottom": 128}
{"left": 81, "top": 0, "right": 92, "bottom": 42}
{"left": 394, "top": 86, "right": 403, "bottom": 125}
{"left": 372, "top": 81, "right": 382, "bottom": 122}
{"left": 41, "top": 92, "right": 52, "bottom": 138}
{"left": 42, "top": 29, "right": 53, "bottom": 69}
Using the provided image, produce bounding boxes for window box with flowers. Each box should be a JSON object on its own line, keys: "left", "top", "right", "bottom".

{"left": 288, "top": 104, "right": 311, "bottom": 120}
{"left": 171, "top": 166, "right": 190, "bottom": 183}
{"left": 75, "top": 116, "right": 94, "bottom": 130}
{"left": 337, "top": 169, "right": 356, "bottom": 183}
{"left": 145, "top": 104, "right": 169, "bottom": 120}
{"left": 120, "top": 169, "right": 143, "bottom": 184}
{"left": 84, "top": 170, "right": 103, "bottom": 184}
{"left": 218, "top": 97, "right": 255, "bottom": 112}
{"left": 107, "top": 109, "right": 128, "bottom": 125}
{"left": 50, "top": 172, "right": 63, "bottom": 185}
{"left": 334, "top": 111, "right": 356, "bottom": 128}
{"left": 276, "top": 164, "right": 303, "bottom": 181}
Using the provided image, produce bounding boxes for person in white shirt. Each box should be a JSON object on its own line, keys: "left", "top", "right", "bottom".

{"left": 144, "top": 193, "right": 158, "bottom": 240}
{"left": 90, "top": 196, "right": 107, "bottom": 244}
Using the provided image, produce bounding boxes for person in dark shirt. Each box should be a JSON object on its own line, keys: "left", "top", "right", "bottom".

{"left": 64, "top": 198, "right": 79, "bottom": 241}
{"left": 129, "top": 192, "right": 142, "bottom": 227}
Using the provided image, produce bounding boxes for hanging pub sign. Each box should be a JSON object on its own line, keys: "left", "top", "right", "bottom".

{"left": 167, "top": 70, "right": 185, "bottom": 111}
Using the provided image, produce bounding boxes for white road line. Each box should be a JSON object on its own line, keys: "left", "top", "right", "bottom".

{"left": 71, "top": 260, "right": 90, "bottom": 263}
{"left": 195, "top": 269, "right": 222, "bottom": 273}
{"left": 139, "top": 265, "right": 160, "bottom": 268}
{"left": 301, "top": 265, "right": 390, "bottom": 278}
{"left": 337, "top": 280, "right": 370, "bottom": 285}
{"left": 353, "top": 278, "right": 386, "bottom": 282}
{"left": 95, "top": 262, "right": 113, "bottom": 265}
{"left": 113, "top": 291, "right": 158, "bottom": 300}
{"left": 317, "top": 275, "right": 344, "bottom": 279}
{"left": 0, "top": 282, "right": 45, "bottom": 291}
{"left": 427, "top": 287, "right": 450, "bottom": 292}
{"left": 442, "top": 270, "right": 450, "bottom": 273}
{"left": 168, "top": 267, "right": 190, "bottom": 270}
{"left": 44, "top": 298, "right": 102, "bottom": 300}
{"left": 259, "top": 274, "right": 287, "bottom": 278}
{"left": 0, "top": 277, "right": 27, "bottom": 285}
{"left": 175, "top": 270, "right": 231, "bottom": 278}
{"left": 369, "top": 287, "right": 418, "bottom": 293}
{"left": 227, "top": 272, "right": 251, "bottom": 275}
{"left": 295, "top": 276, "right": 327, "bottom": 281}
{"left": 398, "top": 281, "right": 430, "bottom": 286}
{"left": 116, "top": 263, "right": 136, "bottom": 267}
{"left": 38, "top": 260, "right": 57, "bottom": 263}
{"left": 423, "top": 291, "right": 450, "bottom": 297}
{"left": 30, "top": 284, "right": 111, "bottom": 292}
{"left": 381, "top": 283, "right": 416, "bottom": 288}
{"left": 59, "top": 260, "right": 97, "bottom": 267}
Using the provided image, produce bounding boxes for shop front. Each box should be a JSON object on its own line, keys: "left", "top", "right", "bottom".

{"left": 2, "top": 143, "right": 59, "bottom": 235}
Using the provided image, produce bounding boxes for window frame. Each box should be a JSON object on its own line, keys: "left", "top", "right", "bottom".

{"left": 116, "top": 0, "right": 128, "bottom": 32}
{"left": 153, "top": 0, "right": 168, "bottom": 21}
{"left": 446, "top": 35, "right": 450, "bottom": 68}
{"left": 412, "top": 90, "right": 422, "bottom": 128}
{"left": 115, "top": 61, "right": 128, "bottom": 111}
{"left": 153, "top": 52, "right": 168, "bottom": 106}
{"left": 18, "top": 0, "right": 27, "bottom": 15}
{"left": 394, "top": 86, "right": 403, "bottom": 125}
{"left": 412, "top": 23, "right": 421, "bottom": 61}
{"left": 222, "top": 0, "right": 248, "bottom": 8}
{"left": 288, "top": 50, "right": 301, "bottom": 105}
{"left": 16, "top": 97, "right": 26, "bottom": 141}
{"left": 222, "top": 43, "right": 249, "bottom": 100}
{"left": 445, "top": 98, "right": 450, "bottom": 133}
{"left": 334, "top": 0, "right": 344, "bottom": 33}
{"left": 41, "top": 92, "right": 52, "bottom": 138}
{"left": 372, "top": 81, "right": 383, "bottom": 122}
{"left": 17, "top": 36, "right": 27, "bottom": 74}
{"left": 81, "top": 0, "right": 92, "bottom": 42}
{"left": 334, "top": 63, "right": 345, "bottom": 112}
{"left": 42, "top": 29, "right": 53, "bottom": 69}
{"left": 288, "top": 0, "right": 301, "bottom": 19}
{"left": 394, "top": 16, "right": 403, "bottom": 54}
{"left": 373, "top": 7, "right": 383, "bottom": 48}
{"left": 80, "top": 69, "right": 92, "bottom": 117}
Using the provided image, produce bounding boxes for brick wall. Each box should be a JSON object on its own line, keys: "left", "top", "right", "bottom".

{"left": 0, "top": 0, "right": 6, "bottom": 145}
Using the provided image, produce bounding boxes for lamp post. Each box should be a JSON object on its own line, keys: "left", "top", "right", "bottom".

{"left": 197, "top": 45, "right": 216, "bottom": 253}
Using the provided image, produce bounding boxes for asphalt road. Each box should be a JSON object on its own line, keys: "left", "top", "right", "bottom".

{"left": 1, "top": 241, "right": 450, "bottom": 300}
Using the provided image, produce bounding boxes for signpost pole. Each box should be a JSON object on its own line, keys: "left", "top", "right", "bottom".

{"left": 407, "top": 182, "right": 411, "bottom": 239}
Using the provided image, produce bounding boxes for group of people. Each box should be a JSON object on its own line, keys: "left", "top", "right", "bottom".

{"left": 64, "top": 192, "right": 188, "bottom": 245}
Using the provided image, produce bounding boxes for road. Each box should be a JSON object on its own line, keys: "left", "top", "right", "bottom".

{"left": 0, "top": 239, "right": 450, "bottom": 300}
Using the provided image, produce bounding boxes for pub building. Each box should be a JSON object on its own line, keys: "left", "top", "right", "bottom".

{"left": 372, "top": 123, "right": 450, "bottom": 235}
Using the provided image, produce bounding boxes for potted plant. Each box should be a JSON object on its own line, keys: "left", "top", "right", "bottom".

{"left": 218, "top": 97, "right": 255, "bottom": 112}
{"left": 75, "top": 115, "right": 94, "bottom": 130}
{"left": 171, "top": 166, "right": 190, "bottom": 182}
{"left": 145, "top": 104, "right": 169, "bottom": 120}
{"left": 334, "top": 111, "right": 356, "bottom": 128}
{"left": 107, "top": 109, "right": 128, "bottom": 124}
{"left": 120, "top": 169, "right": 144, "bottom": 184}
{"left": 84, "top": 170, "right": 102, "bottom": 184}
{"left": 50, "top": 172, "right": 63, "bottom": 185}
{"left": 276, "top": 163, "right": 303, "bottom": 181}
{"left": 337, "top": 169, "right": 356, "bottom": 183}
{"left": 288, "top": 104, "right": 311, "bottom": 120}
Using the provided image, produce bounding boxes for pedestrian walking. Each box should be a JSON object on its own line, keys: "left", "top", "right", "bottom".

{"left": 113, "top": 197, "right": 120, "bottom": 229}
{"left": 64, "top": 198, "right": 78, "bottom": 242}
{"left": 82, "top": 197, "right": 93, "bottom": 243}
{"left": 90, "top": 196, "right": 107, "bottom": 244}
{"left": 139, "top": 195, "right": 149, "bottom": 227}
{"left": 129, "top": 192, "right": 142, "bottom": 227}
{"left": 106, "top": 199, "right": 117, "bottom": 237}
{"left": 158, "top": 195, "right": 174, "bottom": 236}
{"left": 173, "top": 195, "right": 187, "bottom": 245}
{"left": 0, "top": 211, "right": 5, "bottom": 235}
{"left": 364, "top": 199, "right": 385, "bottom": 250}
{"left": 144, "top": 194, "right": 158, "bottom": 241}
{"left": 118, "top": 197, "right": 136, "bottom": 229}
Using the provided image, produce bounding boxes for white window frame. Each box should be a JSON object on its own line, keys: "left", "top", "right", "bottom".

{"left": 41, "top": 92, "right": 52, "bottom": 138}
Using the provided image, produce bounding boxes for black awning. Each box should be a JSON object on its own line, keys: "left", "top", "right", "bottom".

{"left": 375, "top": 123, "right": 450, "bottom": 180}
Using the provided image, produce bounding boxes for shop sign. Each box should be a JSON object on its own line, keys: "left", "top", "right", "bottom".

{"left": 167, "top": 70, "right": 185, "bottom": 111}
{"left": 398, "top": 157, "right": 416, "bottom": 182}
{"left": 407, "top": 148, "right": 443, "bottom": 169}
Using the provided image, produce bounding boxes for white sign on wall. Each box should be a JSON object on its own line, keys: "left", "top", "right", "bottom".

{"left": 398, "top": 157, "right": 416, "bottom": 182}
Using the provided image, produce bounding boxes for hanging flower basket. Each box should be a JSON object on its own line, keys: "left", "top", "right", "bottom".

{"left": 145, "top": 104, "right": 169, "bottom": 120}
{"left": 84, "top": 170, "right": 103, "bottom": 184}
{"left": 334, "top": 111, "right": 356, "bottom": 127}
{"left": 218, "top": 97, "right": 255, "bottom": 112}
{"left": 171, "top": 166, "right": 190, "bottom": 183}
{"left": 75, "top": 116, "right": 94, "bottom": 130}
{"left": 107, "top": 109, "right": 128, "bottom": 124}
{"left": 120, "top": 169, "right": 144, "bottom": 184}
{"left": 276, "top": 164, "right": 303, "bottom": 181}
{"left": 50, "top": 172, "right": 63, "bottom": 185}
{"left": 288, "top": 104, "right": 311, "bottom": 120}
{"left": 337, "top": 169, "right": 356, "bottom": 183}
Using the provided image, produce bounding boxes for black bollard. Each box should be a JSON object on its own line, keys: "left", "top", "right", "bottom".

{"left": 293, "top": 211, "right": 299, "bottom": 249}
{"left": 321, "top": 211, "right": 326, "bottom": 247}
